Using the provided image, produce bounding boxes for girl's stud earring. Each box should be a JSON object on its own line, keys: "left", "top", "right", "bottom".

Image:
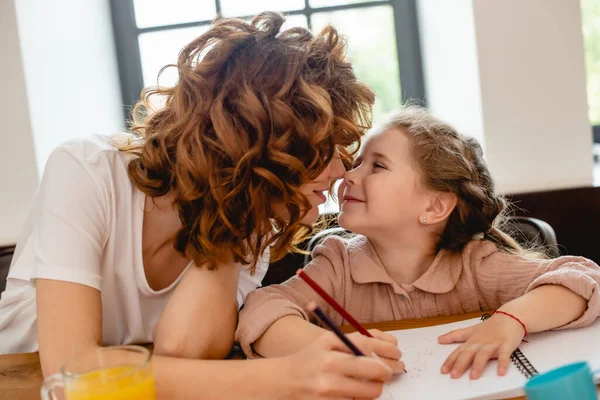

{"left": 422, "top": 217, "right": 427, "bottom": 225}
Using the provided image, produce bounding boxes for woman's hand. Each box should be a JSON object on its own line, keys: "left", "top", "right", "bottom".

{"left": 282, "top": 331, "right": 398, "bottom": 399}
{"left": 438, "top": 313, "right": 525, "bottom": 379}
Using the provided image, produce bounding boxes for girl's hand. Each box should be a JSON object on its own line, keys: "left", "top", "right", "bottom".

{"left": 283, "top": 331, "right": 395, "bottom": 399}
{"left": 438, "top": 313, "right": 525, "bottom": 379}
{"left": 347, "top": 329, "right": 405, "bottom": 375}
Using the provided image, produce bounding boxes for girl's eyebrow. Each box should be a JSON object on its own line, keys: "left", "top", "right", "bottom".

{"left": 372, "top": 151, "right": 394, "bottom": 165}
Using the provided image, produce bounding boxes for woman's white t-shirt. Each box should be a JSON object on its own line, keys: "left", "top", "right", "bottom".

{"left": 0, "top": 135, "right": 269, "bottom": 354}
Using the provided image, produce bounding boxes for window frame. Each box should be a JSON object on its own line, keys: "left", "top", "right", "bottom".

{"left": 109, "top": 0, "right": 425, "bottom": 116}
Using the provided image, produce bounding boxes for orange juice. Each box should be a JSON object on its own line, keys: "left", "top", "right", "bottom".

{"left": 65, "top": 365, "right": 156, "bottom": 400}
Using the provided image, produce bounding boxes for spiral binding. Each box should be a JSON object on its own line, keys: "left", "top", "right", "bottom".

{"left": 480, "top": 313, "right": 539, "bottom": 379}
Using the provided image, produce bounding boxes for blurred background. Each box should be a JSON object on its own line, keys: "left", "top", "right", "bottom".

{"left": 1, "top": 0, "right": 599, "bottom": 254}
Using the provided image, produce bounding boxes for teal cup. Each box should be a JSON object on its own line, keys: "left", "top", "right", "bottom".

{"left": 524, "top": 362, "right": 597, "bottom": 400}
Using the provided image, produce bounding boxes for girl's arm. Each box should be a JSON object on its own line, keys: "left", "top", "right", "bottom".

{"left": 237, "top": 237, "right": 403, "bottom": 373}
{"left": 37, "top": 279, "right": 394, "bottom": 400}
{"left": 438, "top": 284, "right": 588, "bottom": 380}
{"left": 472, "top": 240, "right": 600, "bottom": 329}
{"left": 237, "top": 236, "right": 348, "bottom": 358}
{"left": 253, "top": 314, "right": 404, "bottom": 376}
{"left": 253, "top": 315, "right": 326, "bottom": 357}
{"left": 438, "top": 241, "right": 600, "bottom": 379}
{"left": 495, "top": 284, "right": 586, "bottom": 333}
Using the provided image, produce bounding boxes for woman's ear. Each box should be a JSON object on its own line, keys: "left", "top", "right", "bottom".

{"left": 421, "top": 192, "right": 457, "bottom": 225}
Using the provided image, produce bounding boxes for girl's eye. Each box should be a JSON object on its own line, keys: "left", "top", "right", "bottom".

{"left": 373, "top": 162, "right": 386, "bottom": 169}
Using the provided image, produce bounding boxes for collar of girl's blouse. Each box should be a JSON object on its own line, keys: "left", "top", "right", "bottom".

{"left": 345, "top": 235, "right": 463, "bottom": 295}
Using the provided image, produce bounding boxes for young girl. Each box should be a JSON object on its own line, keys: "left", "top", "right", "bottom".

{"left": 236, "top": 106, "right": 600, "bottom": 380}
{"left": 0, "top": 12, "right": 399, "bottom": 399}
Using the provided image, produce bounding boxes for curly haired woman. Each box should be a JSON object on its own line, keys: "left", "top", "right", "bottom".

{"left": 0, "top": 11, "right": 403, "bottom": 400}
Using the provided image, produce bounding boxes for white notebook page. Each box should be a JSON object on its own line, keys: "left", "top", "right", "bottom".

{"left": 376, "top": 317, "right": 600, "bottom": 400}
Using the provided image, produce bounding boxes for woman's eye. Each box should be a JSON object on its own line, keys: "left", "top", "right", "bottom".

{"left": 373, "top": 162, "right": 386, "bottom": 169}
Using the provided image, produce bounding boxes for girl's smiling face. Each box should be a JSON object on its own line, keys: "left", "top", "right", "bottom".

{"left": 338, "top": 127, "right": 430, "bottom": 236}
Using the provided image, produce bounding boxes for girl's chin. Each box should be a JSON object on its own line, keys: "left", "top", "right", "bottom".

{"left": 337, "top": 212, "right": 353, "bottom": 229}
{"left": 338, "top": 213, "right": 371, "bottom": 235}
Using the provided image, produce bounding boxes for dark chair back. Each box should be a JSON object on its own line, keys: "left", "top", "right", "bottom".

{"left": 507, "top": 216, "right": 560, "bottom": 258}
{"left": 0, "top": 245, "right": 16, "bottom": 293}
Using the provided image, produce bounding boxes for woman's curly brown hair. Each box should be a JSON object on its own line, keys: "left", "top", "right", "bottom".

{"left": 121, "top": 12, "right": 375, "bottom": 271}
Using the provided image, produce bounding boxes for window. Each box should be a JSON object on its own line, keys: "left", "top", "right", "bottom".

{"left": 109, "top": 0, "right": 425, "bottom": 123}
{"left": 582, "top": 0, "right": 600, "bottom": 143}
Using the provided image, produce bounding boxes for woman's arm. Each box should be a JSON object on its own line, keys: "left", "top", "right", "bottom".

{"left": 36, "top": 279, "right": 102, "bottom": 376}
{"left": 152, "top": 261, "right": 241, "bottom": 360}
{"left": 37, "top": 279, "right": 394, "bottom": 400}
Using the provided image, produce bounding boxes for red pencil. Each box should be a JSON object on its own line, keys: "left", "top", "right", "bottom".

{"left": 296, "top": 268, "right": 372, "bottom": 337}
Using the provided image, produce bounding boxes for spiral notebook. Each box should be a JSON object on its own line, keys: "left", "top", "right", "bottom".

{"left": 377, "top": 316, "right": 600, "bottom": 400}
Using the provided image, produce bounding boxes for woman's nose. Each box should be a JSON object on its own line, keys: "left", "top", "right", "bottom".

{"left": 337, "top": 181, "right": 346, "bottom": 202}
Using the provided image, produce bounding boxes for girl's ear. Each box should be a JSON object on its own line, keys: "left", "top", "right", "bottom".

{"left": 421, "top": 192, "right": 457, "bottom": 225}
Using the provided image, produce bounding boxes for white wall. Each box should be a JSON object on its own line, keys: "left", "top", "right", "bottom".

{"left": 418, "top": 0, "right": 593, "bottom": 194}
{"left": 0, "top": 0, "right": 124, "bottom": 245}
{"left": 0, "top": 0, "right": 39, "bottom": 246}
{"left": 474, "top": 0, "right": 593, "bottom": 194}
{"left": 14, "top": 0, "right": 124, "bottom": 173}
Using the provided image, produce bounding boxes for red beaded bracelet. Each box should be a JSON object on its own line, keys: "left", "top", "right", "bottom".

{"left": 492, "top": 310, "right": 527, "bottom": 337}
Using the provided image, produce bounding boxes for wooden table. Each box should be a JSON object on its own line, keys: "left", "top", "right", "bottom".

{"left": 0, "top": 311, "right": 583, "bottom": 400}
{"left": 0, "top": 351, "right": 42, "bottom": 400}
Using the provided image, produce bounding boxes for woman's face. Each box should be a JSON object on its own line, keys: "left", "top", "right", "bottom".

{"left": 299, "top": 154, "right": 346, "bottom": 224}
{"left": 273, "top": 152, "right": 346, "bottom": 225}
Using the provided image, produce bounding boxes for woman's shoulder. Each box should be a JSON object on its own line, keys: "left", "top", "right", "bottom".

{"left": 45, "top": 133, "right": 137, "bottom": 185}
{"left": 51, "top": 133, "right": 134, "bottom": 165}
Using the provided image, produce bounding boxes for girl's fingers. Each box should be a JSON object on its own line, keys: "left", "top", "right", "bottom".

{"left": 438, "top": 327, "right": 473, "bottom": 344}
{"left": 496, "top": 345, "right": 512, "bottom": 376}
{"left": 469, "top": 344, "right": 498, "bottom": 379}
{"left": 450, "top": 344, "right": 480, "bottom": 379}
{"left": 367, "top": 329, "right": 399, "bottom": 346}
{"left": 441, "top": 345, "right": 462, "bottom": 374}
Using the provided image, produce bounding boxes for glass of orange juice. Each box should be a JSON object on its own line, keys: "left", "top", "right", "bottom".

{"left": 40, "top": 345, "right": 156, "bottom": 400}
